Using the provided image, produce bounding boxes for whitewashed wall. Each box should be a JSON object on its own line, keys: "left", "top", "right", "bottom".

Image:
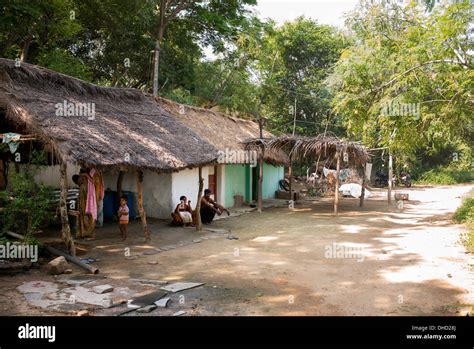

{"left": 14, "top": 162, "right": 81, "bottom": 188}
{"left": 102, "top": 169, "right": 172, "bottom": 219}
{"left": 171, "top": 167, "right": 210, "bottom": 213}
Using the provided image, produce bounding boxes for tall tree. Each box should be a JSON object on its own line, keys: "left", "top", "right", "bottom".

{"left": 256, "top": 18, "right": 347, "bottom": 136}
{"left": 150, "top": 0, "right": 257, "bottom": 96}
{"left": 330, "top": 0, "right": 473, "bottom": 166}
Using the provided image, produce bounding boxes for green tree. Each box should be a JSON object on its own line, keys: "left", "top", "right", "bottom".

{"left": 256, "top": 17, "right": 348, "bottom": 136}
{"left": 0, "top": 0, "right": 91, "bottom": 79}
{"left": 330, "top": 0, "right": 473, "bottom": 168}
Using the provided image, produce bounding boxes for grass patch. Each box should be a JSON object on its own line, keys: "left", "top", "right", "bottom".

{"left": 454, "top": 193, "right": 474, "bottom": 254}
{"left": 414, "top": 167, "right": 474, "bottom": 185}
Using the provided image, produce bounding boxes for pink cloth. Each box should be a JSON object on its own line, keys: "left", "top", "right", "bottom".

{"left": 85, "top": 176, "right": 97, "bottom": 221}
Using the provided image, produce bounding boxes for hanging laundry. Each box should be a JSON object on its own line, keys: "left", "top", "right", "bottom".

{"left": 323, "top": 167, "right": 351, "bottom": 181}
{"left": 1, "top": 132, "right": 21, "bottom": 153}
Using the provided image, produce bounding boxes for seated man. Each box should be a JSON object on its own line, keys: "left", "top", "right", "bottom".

{"left": 172, "top": 196, "right": 193, "bottom": 226}
{"left": 200, "top": 189, "right": 230, "bottom": 224}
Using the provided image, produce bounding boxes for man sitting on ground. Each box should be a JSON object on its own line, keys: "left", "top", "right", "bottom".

{"left": 200, "top": 189, "right": 230, "bottom": 224}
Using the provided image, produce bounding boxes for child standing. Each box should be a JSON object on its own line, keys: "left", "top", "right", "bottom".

{"left": 118, "top": 196, "right": 129, "bottom": 240}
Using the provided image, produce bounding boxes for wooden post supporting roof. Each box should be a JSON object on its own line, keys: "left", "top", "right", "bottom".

{"left": 59, "top": 160, "right": 76, "bottom": 256}
{"left": 117, "top": 171, "right": 124, "bottom": 205}
{"left": 196, "top": 166, "right": 204, "bottom": 231}
{"left": 388, "top": 153, "right": 393, "bottom": 204}
{"left": 257, "top": 117, "right": 264, "bottom": 213}
{"left": 288, "top": 155, "right": 293, "bottom": 202}
{"left": 360, "top": 163, "right": 366, "bottom": 207}
{"left": 334, "top": 153, "right": 341, "bottom": 215}
{"left": 136, "top": 171, "right": 151, "bottom": 242}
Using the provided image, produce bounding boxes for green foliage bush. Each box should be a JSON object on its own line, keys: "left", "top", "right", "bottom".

{"left": 0, "top": 171, "right": 54, "bottom": 240}
{"left": 414, "top": 167, "right": 474, "bottom": 185}
{"left": 454, "top": 195, "right": 474, "bottom": 254}
{"left": 453, "top": 198, "right": 474, "bottom": 223}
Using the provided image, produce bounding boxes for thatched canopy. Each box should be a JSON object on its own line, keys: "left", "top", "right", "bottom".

{"left": 0, "top": 58, "right": 218, "bottom": 172}
{"left": 244, "top": 134, "right": 370, "bottom": 168}
{"left": 157, "top": 97, "right": 289, "bottom": 166}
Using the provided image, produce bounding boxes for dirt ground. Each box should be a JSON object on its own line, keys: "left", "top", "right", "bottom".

{"left": 1, "top": 184, "right": 473, "bottom": 316}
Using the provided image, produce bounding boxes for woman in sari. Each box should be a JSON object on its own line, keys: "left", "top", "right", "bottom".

{"left": 172, "top": 196, "right": 193, "bottom": 226}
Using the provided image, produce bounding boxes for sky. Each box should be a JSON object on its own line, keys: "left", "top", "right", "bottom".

{"left": 252, "top": 0, "right": 360, "bottom": 28}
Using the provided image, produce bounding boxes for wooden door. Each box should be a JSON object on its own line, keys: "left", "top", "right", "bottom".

{"left": 208, "top": 173, "right": 216, "bottom": 200}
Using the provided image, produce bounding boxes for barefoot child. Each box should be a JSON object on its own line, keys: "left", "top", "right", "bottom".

{"left": 118, "top": 196, "right": 129, "bottom": 240}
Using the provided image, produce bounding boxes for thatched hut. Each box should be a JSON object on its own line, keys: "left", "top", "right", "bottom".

{"left": 244, "top": 134, "right": 371, "bottom": 214}
{"left": 157, "top": 97, "right": 289, "bottom": 208}
{"left": 0, "top": 58, "right": 219, "bottom": 253}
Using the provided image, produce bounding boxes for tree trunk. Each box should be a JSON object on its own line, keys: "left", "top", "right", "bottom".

{"left": 117, "top": 171, "right": 124, "bottom": 204}
{"left": 388, "top": 153, "right": 393, "bottom": 204}
{"left": 136, "top": 171, "right": 151, "bottom": 242}
{"left": 152, "top": 39, "right": 161, "bottom": 96}
{"left": 334, "top": 154, "right": 341, "bottom": 215}
{"left": 59, "top": 160, "right": 76, "bottom": 256}
{"left": 195, "top": 166, "right": 204, "bottom": 231}
{"left": 20, "top": 39, "right": 31, "bottom": 63}
{"left": 153, "top": 1, "right": 166, "bottom": 96}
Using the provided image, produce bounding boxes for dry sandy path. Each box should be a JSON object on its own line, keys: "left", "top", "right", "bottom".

{"left": 1, "top": 185, "right": 472, "bottom": 316}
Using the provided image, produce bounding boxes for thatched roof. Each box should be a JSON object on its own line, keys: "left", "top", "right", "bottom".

{"left": 244, "top": 134, "right": 370, "bottom": 168}
{"left": 0, "top": 59, "right": 218, "bottom": 172}
{"left": 157, "top": 97, "right": 289, "bottom": 166}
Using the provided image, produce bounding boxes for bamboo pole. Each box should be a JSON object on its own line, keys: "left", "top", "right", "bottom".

{"left": 257, "top": 117, "right": 264, "bottom": 213}
{"left": 5, "top": 231, "right": 97, "bottom": 274}
{"left": 334, "top": 154, "right": 341, "bottom": 215}
{"left": 117, "top": 170, "right": 124, "bottom": 204}
{"left": 196, "top": 166, "right": 204, "bottom": 231}
{"left": 388, "top": 153, "right": 393, "bottom": 204}
{"left": 59, "top": 160, "right": 76, "bottom": 256}
{"left": 136, "top": 171, "right": 151, "bottom": 242}
{"left": 46, "top": 245, "right": 98, "bottom": 274}
{"left": 288, "top": 155, "right": 293, "bottom": 202}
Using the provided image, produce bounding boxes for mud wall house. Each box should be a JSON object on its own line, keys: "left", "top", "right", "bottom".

{"left": 157, "top": 98, "right": 289, "bottom": 209}
{"left": 0, "top": 59, "right": 218, "bottom": 243}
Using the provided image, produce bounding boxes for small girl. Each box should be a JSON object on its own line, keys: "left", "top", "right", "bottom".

{"left": 118, "top": 196, "right": 129, "bottom": 240}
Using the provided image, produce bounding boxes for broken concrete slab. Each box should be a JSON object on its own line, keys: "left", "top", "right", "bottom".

{"left": 126, "top": 300, "right": 140, "bottom": 309}
{"left": 192, "top": 239, "right": 202, "bottom": 243}
{"left": 203, "top": 228, "right": 229, "bottom": 234}
{"left": 61, "top": 286, "right": 113, "bottom": 308}
{"left": 24, "top": 292, "right": 44, "bottom": 301}
{"left": 160, "top": 282, "right": 204, "bottom": 293}
{"left": 17, "top": 281, "right": 58, "bottom": 295}
{"left": 172, "top": 310, "right": 186, "bottom": 316}
{"left": 128, "top": 290, "right": 168, "bottom": 308}
{"left": 57, "top": 274, "right": 106, "bottom": 286}
{"left": 143, "top": 249, "right": 161, "bottom": 256}
{"left": 154, "top": 297, "right": 170, "bottom": 308}
{"left": 129, "top": 278, "right": 168, "bottom": 286}
{"left": 147, "top": 261, "right": 158, "bottom": 265}
{"left": 92, "top": 285, "right": 114, "bottom": 294}
{"left": 136, "top": 304, "right": 157, "bottom": 313}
